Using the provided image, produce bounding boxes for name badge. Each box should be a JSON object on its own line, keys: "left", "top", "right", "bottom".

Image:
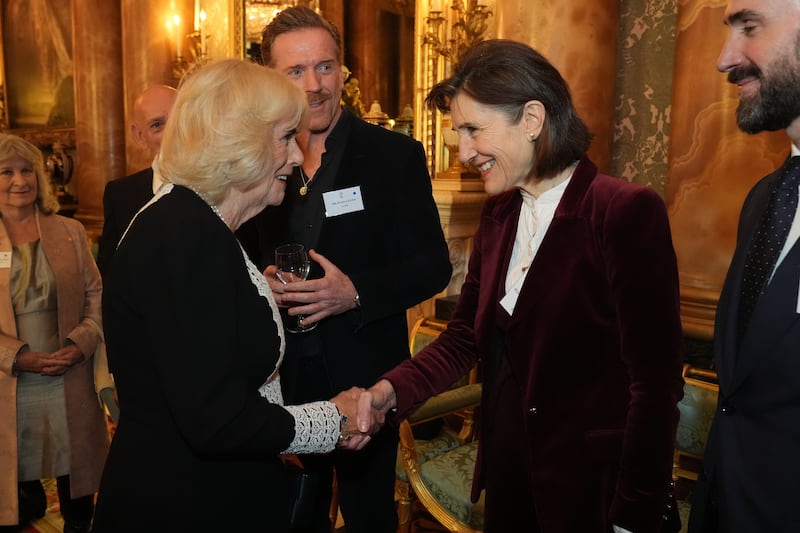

{"left": 0, "top": 252, "right": 10, "bottom": 269}
{"left": 323, "top": 186, "right": 364, "bottom": 217}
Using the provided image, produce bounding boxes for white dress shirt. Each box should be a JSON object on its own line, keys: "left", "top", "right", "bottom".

{"left": 501, "top": 177, "right": 570, "bottom": 315}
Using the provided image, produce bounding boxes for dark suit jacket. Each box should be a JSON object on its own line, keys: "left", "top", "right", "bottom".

{"left": 96, "top": 167, "right": 155, "bottom": 275}
{"left": 237, "top": 111, "right": 451, "bottom": 394}
{"left": 93, "top": 186, "right": 296, "bottom": 532}
{"left": 384, "top": 157, "right": 684, "bottom": 533}
{"left": 689, "top": 158, "right": 800, "bottom": 533}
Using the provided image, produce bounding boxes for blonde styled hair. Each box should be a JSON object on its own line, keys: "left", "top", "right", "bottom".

{"left": 156, "top": 58, "right": 307, "bottom": 205}
{"left": 0, "top": 133, "right": 60, "bottom": 214}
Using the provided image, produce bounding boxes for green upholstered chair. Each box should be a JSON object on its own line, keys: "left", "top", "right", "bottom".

{"left": 396, "top": 317, "right": 483, "bottom": 533}
{"left": 674, "top": 364, "right": 719, "bottom": 482}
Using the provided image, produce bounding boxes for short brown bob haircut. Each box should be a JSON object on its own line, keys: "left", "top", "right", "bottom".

{"left": 427, "top": 39, "right": 592, "bottom": 178}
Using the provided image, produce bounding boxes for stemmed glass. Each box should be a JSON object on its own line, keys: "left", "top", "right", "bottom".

{"left": 274, "top": 243, "right": 316, "bottom": 333}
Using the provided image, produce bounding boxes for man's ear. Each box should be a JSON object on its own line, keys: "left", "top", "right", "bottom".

{"left": 131, "top": 122, "right": 145, "bottom": 149}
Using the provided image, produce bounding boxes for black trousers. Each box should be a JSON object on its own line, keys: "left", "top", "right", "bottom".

{"left": 6, "top": 476, "right": 94, "bottom": 528}
{"left": 284, "top": 354, "right": 399, "bottom": 533}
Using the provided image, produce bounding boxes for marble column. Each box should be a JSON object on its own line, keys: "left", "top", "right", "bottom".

{"left": 346, "top": 0, "right": 379, "bottom": 110}
{"left": 121, "top": 0, "right": 186, "bottom": 175}
{"left": 320, "top": 0, "right": 345, "bottom": 46}
{"left": 72, "top": 0, "right": 126, "bottom": 237}
{"left": 494, "top": 0, "right": 620, "bottom": 174}
{"left": 665, "top": 0, "right": 786, "bottom": 340}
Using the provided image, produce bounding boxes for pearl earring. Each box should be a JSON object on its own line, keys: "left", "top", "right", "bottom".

{"left": 527, "top": 132, "right": 536, "bottom": 142}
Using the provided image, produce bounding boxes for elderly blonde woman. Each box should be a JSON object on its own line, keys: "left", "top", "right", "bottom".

{"left": 92, "top": 59, "right": 372, "bottom": 533}
{"left": 0, "top": 134, "right": 107, "bottom": 533}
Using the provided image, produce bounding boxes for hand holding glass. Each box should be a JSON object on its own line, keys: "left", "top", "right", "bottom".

{"left": 274, "top": 244, "right": 316, "bottom": 333}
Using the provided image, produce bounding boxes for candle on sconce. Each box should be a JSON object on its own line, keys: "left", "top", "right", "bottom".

{"left": 165, "top": 18, "right": 173, "bottom": 55}
{"left": 194, "top": 0, "right": 200, "bottom": 31}
{"left": 431, "top": 0, "right": 443, "bottom": 12}
{"left": 174, "top": 15, "right": 182, "bottom": 57}
{"left": 199, "top": 10, "right": 207, "bottom": 56}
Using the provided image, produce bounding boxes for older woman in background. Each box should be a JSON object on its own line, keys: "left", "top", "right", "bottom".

{"left": 362, "top": 40, "right": 684, "bottom": 533}
{"left": 0, "top": 134, "right": 107, "bottom": 533}
{"left": 92, "top": 59, "right": 371, "bottom": 533}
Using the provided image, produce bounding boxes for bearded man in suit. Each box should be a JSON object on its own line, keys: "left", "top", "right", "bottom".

{"left": 689, "top": 1, "right": 800, "bottom": 531}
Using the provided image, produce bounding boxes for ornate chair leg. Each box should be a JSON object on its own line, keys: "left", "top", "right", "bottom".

{"left": 396, "top": 478, "right": 413, "bottom": 533}
{"left": 330, "top": 469, "right": 339, "bottom": 532}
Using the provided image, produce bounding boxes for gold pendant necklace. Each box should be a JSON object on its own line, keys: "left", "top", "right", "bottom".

{"left": 299, "top": 167, "right": 312, "bottom": 196}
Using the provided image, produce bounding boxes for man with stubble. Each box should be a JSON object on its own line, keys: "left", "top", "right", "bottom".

{"left": 236, "top": 6, "right": 452, "bottom": 533}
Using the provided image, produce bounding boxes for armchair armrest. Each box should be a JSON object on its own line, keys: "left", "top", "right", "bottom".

{"left": 99, "top": 387, "right": 120, "bottom": 425}
{"left": 407, "top": 384, "right": 482, "bottom": 426}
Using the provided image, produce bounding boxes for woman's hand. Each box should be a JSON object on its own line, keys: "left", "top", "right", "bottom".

{"left": 330, "top": 386, "right": 380, "bottom": 451}
{"left": 358, "top": 379, "right": 396, "bottom": 431}
{"left": 263, "top": 265, "right": 289, "bottom": 307}
{"left": 16, "top": 345, "right": 85, "bottom": 376}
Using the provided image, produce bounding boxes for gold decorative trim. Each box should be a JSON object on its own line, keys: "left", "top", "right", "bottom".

{"left": 233, "top": 0, "right": 244, "bottom": 59}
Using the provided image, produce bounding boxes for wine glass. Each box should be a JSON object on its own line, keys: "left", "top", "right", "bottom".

{"left": 274, "top": 243, "right": 316, "bottom": 333}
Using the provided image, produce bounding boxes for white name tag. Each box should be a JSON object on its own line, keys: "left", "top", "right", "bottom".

{"left": 323, "top": 186, "right": 364, "bottom": 217}
{"left": 0, "top": 252, "right": 11, "bottom": 269}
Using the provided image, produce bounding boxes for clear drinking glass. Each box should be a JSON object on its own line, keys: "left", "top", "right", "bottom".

{"left": 274, "top": 243, "right": 316, "bottom": 333}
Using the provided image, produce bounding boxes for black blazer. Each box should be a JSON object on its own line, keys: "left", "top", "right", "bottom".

{"left": 94, "top": 186, "right": 296, "bottom": 532}
{"left": 690, "top": 158, "right": 800, "bottom": 533}
{"left": 96, "top": 167, "right": 156, "bottom": 275}
{"left": 238, "top": 111, "right": 452, "bottom": 394}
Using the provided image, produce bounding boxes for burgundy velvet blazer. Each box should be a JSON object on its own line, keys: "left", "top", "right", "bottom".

{"left": 384, "top": 157, "right": 684, "bottom": 532}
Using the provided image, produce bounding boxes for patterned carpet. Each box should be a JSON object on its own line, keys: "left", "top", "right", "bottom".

{"left": 404, "top": 500, "right": 449, "bottom": 533}
{"left": 330, "top": 498, "right": 448, "bottom": 533}
{"left": 402, "top": 498, "right": 691, "bottom": 533}
{"left": 19, "top": 479, "right": 690, "bottom": 533}
{"left": 20, "top": 479, "right": 446, "bottom": 533}
{"left": 17, "top": 479, "right": 63, "bottom": 533}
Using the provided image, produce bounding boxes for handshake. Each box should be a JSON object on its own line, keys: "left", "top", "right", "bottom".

{"left": 329, "top": 379, "right": 397, "bottom": 451}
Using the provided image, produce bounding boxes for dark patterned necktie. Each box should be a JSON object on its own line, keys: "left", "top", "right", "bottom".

{"left": 737, "top": 156, "right": 800, "bottom": 341}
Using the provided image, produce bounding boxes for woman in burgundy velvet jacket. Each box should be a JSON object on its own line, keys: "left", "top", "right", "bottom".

{"left": 363, "top": 40, "right": 684, "bottom": 533}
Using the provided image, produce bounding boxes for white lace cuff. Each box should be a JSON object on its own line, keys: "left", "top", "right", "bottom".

{"left": 282, "top": 401, "right": 341, "bottom": 454}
